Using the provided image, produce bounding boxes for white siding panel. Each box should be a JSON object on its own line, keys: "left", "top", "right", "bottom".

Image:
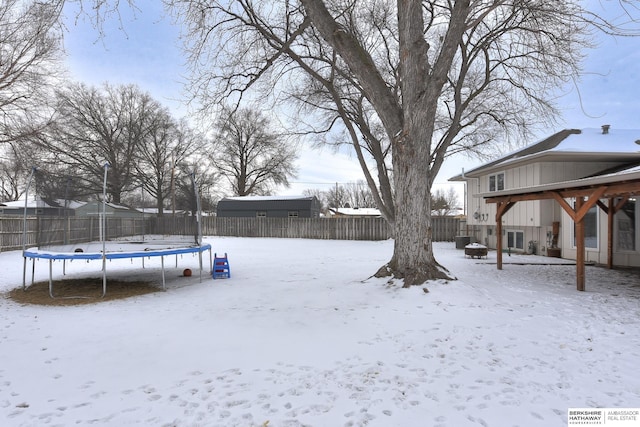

{"left": 539, "top": 161, "right": 621, "bottom": 183}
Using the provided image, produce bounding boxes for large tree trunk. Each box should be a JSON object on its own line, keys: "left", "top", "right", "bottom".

{"left": 370, "top": 0, "right": 461, "bottom": 286}
{"left": 375, "top": 130, "right": 452, "bottom": 287}
{"left": 301, "top": 0, "right": 467, "bottom": 286}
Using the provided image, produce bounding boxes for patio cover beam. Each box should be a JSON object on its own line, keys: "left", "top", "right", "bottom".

{"left": 485, "top": 180, "right": 640, "bottom": 291}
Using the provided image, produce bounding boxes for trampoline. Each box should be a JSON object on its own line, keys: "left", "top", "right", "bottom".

{"left": 20, "top": 164, "right": 215, "bottom": 298}
{"left": 23, "top": 239, "right": 212, "bottom": 298}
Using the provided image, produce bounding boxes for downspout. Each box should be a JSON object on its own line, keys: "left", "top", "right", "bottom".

{"left": 461, "top": 167, "right": 481, "bottom": 193}
{"left": 461, "top": 166, "right": 482, "bottom": 219}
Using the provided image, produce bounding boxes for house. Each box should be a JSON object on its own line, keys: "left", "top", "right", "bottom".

{"left": 450, "top": 126, "right": 640, "bottom": 284}
{"left": 328, "top": 207, "right": 382, "bottom": 218}
{"left": 0, "top": 197, "right": 74, "bottom": 216}
{"left": 74, "top": 201, "right": 144, "bottom": 218}
{"left": 216, "top": 196, "right": 322, "bottom": 218}
{"left": 136, "top": 207, "right": 188, "bottom": 217}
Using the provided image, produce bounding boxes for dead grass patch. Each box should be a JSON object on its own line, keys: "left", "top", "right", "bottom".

{"left": 6, "top": 277, "right": 160, "bottom": 306}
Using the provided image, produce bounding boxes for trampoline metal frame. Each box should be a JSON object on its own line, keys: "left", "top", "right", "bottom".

{"left": 23, "top": 244, "right": 213, "bottom": 298}
{"left": 20, "top": 164, "right": 215, "bottom": 298}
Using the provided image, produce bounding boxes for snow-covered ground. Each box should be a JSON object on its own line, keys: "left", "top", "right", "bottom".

{"left": 1, "top": 237, "right": 639, "bottom": 427}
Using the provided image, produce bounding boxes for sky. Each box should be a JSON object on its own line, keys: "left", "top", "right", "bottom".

{"left": 2, "top": 237, "right": 639, "bottom": 426}
{"left": 61, "top": 1, "right": 640, "bottom": 204}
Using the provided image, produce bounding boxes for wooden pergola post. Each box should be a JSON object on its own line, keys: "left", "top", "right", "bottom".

{"left": 607, "top": 198, "right": 614, "bottom": 269}
{"left": 553, "top": 188, "right": 608, "bottom": 291}
{"left": 575, "top": 196, "right": 585, "bottom": 291}
{"left": 496, "top": 215, "right": 502, "bottom": 270}
{"left": 495, "top": 200, "right": 516, "bottom": 270}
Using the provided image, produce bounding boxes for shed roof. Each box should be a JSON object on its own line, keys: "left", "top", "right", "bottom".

{"left": 1, "top": 198, "right": 61, "bottom": 208}
{"left": 221, "top": 195, "right": 315, "bottom": 202}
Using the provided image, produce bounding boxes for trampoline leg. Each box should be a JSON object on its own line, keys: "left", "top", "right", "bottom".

{"left": 102, "top": 256, "right": 107, "bottom": 298}
{"left": 22, "top": 256, "right": 27, "bottom": 291}
{"left": 49, "top": 259, "right": 54, "bottom": 298}
{"left": 198, "top": 250, "right": 203, "bottom": 283}
{"left": 31, "top": 259, "right": 35, "bottom": 287}
{"left": 161, "top": 256, "right": 166, "bottom": 290}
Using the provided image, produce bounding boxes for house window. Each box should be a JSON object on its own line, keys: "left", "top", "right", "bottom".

{"left": 506, "top": 230, "right": 524, "bottom": 250}
{"left": 616, "top": 197, "right": 636, "bottom": 251}
{"left": 256, "top": 211, "right": 266, "bottom": 218}
{"left": 489, "top": 172, "right": 505, "bottom": 192}
{"left": 288, "top": 211, "right": 299, "bottom": 218}
{"left": 573, "top": 202, "right": 598, "bottom": 249}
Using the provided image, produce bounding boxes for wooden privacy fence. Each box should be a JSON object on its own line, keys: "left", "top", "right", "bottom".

{"left": 201, "top": 217, "right": 391, "bottom": 240}
{"left": 200, "top": 216, "right": 462, "bottom": 241}
{"left": 0, "top": 215, "right": 463, "bottom": 251}
{"left": 0, "top": 216, "right": 199, "bottom": 252}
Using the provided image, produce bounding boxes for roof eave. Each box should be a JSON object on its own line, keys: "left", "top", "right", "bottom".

{"left": 479, "top": 169, "right": 640, "bottom": 198}
{"left": 451, "top": 151, "right": 640, "bottom": 182}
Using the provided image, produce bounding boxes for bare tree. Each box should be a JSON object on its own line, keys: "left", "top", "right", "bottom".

{"left": 325, "top": 183, "right": 349, "bottom": 209}
{"left": 344, "top": 181, "right": 376, "bottom": 208}
{"left": 164, "top": 0, "right": 637, "bottom": 286}
{"left": 167, "top": 159, "right": 221, "bottom": 216}
{"left": 0, "top": 0, "right": 63, "bottom": 144}
{"left": 0, "top": 143, "right": 31, "bottom": 201}
{"left": 302, "top": 187, "right": 327, "bottom": 212}
{"left": 134, "top": 113, "right": 205, "bottom": 215}
{"left": 211, "top": 106, "right": 297, "bottom": 196}
{"left": 309, "top": 181, "right": 377, "bottom": 211}
{"left": 431, "top": 188, "right": 460, "bottom": 217}
{"left": 33, "top": 82, "right": 170, "bottom": 203}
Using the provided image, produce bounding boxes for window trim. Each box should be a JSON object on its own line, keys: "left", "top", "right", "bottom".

{"left": 488, "top": 172, "right": 505, "bottom": 192}
{"left": 506, "top": 229, "right": 524, "bottom": 250}
{"left": 615, "top": 197, "right": 637, "bottom": 252}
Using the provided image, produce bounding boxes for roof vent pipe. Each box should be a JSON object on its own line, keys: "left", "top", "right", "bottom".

{"left": 602, "top": 124, "right": 610, "bottom": 134}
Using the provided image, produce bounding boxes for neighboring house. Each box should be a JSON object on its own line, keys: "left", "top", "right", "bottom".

{"left": 75, "top": 201, "right": 144, "bottom": 218}
{"left": 136, "top": 207, "right": 188, "bottom": 217}
{"left": 450, "top": 126, "right": 640, "bottom": 269}
{"left": 328, "top": 207, "right": 382, "bottom": 218}
{"left": 0, "top": 198, "right": 145, "bottom": 219}
{"left": 217, "top": 196, "right": 322, "bottom": 218}
{"left": 0, "top": 197, "right": 73, "bottom": 216}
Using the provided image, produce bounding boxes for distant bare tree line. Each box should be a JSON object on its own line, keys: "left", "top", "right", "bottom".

{"left": 0, "top": 81, "right": 299, "bottom": 213}
{"left": 304, "top": 182, "right": 459, "bottom": 216}
{"left": 0, "top": 1, "right": 298, "bottom": 214}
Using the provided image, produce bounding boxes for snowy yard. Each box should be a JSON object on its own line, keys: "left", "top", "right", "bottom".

{"left": 1, "top": 237, "right": 639, "bottom": 426}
